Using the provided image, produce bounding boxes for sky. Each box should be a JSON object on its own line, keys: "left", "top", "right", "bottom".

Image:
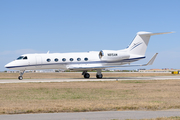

{"left": 0, "top": 0, "right": 180, "bottom": 71}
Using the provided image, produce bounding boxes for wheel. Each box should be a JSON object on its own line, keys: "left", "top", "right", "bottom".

{"left": 84, "top": 73, "right": 90, "bottom": 78}
{"left": 96, "top": 74, "right": 103, "bottom": 79}
{"left": 18, "top": 76, "right": 23, "bottom": 80}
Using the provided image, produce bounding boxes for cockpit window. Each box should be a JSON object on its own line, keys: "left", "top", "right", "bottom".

{"left": 17, "top": 56, "right": 24, "bottom": 60}
{"left": 23, "top": 56, "right": 28, "bottom": 60}
{"left": 17, "top": 56, "right": 28, "bottom": 60}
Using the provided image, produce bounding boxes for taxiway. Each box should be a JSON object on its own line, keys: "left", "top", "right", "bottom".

{"left": 0, "top": 110, "right": 180, "bottom": 120}
{"left": 0, "top": 76, "right": 180, "bottom": 83}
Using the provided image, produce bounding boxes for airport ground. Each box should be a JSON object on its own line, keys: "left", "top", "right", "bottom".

{"left": 0, "top": 72, "right": 180, "bottom": 120}
{"left": 1, "top": 111, "right": 180, "bottom": 120}
{"left": 0, "top": 72, "right": 180, "bottom": 114}
{"left": 0, "top": 72, "right": 180, "bottom": 79}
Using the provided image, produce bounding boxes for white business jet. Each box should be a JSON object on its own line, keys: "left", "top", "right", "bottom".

{"left": 5, "top": 31, "right": 172, "bottom": 80}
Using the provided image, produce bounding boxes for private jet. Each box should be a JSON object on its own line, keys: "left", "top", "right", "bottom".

{"left": 5, "top": 31, "right": 173, "bottom": 80}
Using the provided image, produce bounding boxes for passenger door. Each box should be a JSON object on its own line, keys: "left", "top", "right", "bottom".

{"left": 35, "top": 56, "right": 42, "bottom": 68}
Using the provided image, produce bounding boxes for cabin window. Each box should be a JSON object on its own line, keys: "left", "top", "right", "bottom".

{"left": 23, "top": 56, "right": 28, "bottom": 60}
{"left": 62, "top": 58, "right": 66, "bottom": 62}
{"left": 70, "top": 58, "right": 73, "bottom": 61}
{"left": 47, "top": 58, "right": 51, "bottom": 62}
{"left": 54, "top": 58, "right": 58, "bottom": 62}
{"left": 84, "top": 58, "right": 88, "bottom": 61}
{"left": 77, "top": 58, "right": 81, "bottom": 61}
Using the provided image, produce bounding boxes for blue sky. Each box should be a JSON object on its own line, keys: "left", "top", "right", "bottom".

{"left": 0, "top": 0, "right": 180, "bottom": 71}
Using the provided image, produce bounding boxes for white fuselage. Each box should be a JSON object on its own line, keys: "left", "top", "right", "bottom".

{"left": 5, "top": 49, "right": 144, "bottom": 71}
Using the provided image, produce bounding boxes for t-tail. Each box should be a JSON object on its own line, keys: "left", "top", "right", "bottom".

{"left": 127, "top": 31, "right": 173, "bottom": 57}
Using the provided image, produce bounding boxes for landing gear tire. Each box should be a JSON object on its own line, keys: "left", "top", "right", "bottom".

{"left": 96, "top": 74, "right": 103, "bottom": 79}
{"left": 18, "top": 76, "right": 23, "bottom": 80}
{"left": 84, "top": 73, "right": 90, "bottom": 79}
{"left": 18, "top": 70, "right": 25, "bottom": 80}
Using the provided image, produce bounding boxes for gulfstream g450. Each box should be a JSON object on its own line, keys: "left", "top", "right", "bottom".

{"left": 5, "top": 31, "right": 173, "bottom": 80}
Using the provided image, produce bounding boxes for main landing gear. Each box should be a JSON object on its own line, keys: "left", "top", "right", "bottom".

{"left": 18, "top": 71, "right": 25, "bottom": 80}
{"left": 82, "top": 71, "right": 90, "bottom": 78}
{"left": 96, "top": 74, "right": 103, "bottom": 79}
{"left": 82, "top": 70, "right": 103, "bottom": 79}
{"left": 96, "top": 69, "right": 103, "bottom": 79}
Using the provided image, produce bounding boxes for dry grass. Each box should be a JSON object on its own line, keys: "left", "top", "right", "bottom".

{"left": 0, "top": 72, "right": 179, "bottom": 79}
{"left": 0, "top": 80, "right": 180, "bottom": 114}
{"left": 146, "top": 117, "right": 180, "bottom": 120}
{"left": 124, "top": 116, "right": 180, "bottom": 120}
{"left": 111, "top": 117, "right": 180, "bottom": 120}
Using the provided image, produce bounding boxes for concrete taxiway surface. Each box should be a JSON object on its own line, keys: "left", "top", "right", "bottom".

{"left": 0, "top": 76, "right": 180, "bottom": 83}
{"left": 0, "top": 110, "right": 180, "bottom": 120}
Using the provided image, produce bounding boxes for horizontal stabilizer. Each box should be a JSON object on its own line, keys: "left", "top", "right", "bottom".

{"left": 137, "top": 31, "right": 174, "bottom": 36}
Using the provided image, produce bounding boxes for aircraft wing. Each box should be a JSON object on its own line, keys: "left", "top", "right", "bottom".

{"left": 67, "top": 64, "right": 105, "bottom": 70}
{"left": 112, "top": 53, "right": 158, "bottom": 67}
{"left": 67, "top": 53, "right": 158, "bottom": 70}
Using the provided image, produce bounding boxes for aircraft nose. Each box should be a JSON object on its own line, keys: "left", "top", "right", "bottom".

{"left": 5, "top": 63, "right": 10, "bottom": 68}
{"left": 4, "top": 62, "right": 14, "bottom": 69}
{"left": 5, "top": 61, "right": 21, "bottom": 70}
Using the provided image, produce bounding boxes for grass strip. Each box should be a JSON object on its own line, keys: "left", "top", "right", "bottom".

{"left": 0, "top": 80, "right": 180, "bottom": 114}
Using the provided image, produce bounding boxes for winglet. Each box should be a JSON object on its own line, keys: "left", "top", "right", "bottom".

{"left": 142, "top": 53, "right": 158, "bottom": 66}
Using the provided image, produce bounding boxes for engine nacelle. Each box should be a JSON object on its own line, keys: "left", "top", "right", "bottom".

{"left": 99, "top": 50, "right": 130, "bottom": 61}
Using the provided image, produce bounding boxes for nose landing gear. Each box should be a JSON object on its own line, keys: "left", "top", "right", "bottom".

{"left": 18, "top": 71, "right": 25, "bottom": 80}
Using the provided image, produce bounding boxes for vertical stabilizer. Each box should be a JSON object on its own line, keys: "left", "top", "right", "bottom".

{"left": 127, "top": 31, "right": 173, "bottom": 56}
